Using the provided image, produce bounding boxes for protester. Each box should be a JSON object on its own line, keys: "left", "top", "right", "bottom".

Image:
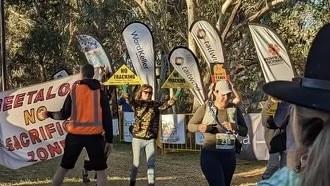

{"left": 118, "top": 85, "right": 134, "bottom": 112}
{"left": 38, "top": 64, "right": 113, "bottom": 186}
{"left": 272, "top": 77, "right": 302, "bottom": 173}
{"left": 261, "top": 96, "right": 287, "bottom": 180}
{"left": 258, "top": 23, "right": 330, "bottom": 186}
{"left": 188, "top": 80, "right": 248, "bottom": 186}
{"left": 82, "top": 69, "right": 113, "bottom": 183}
{"left": 122, "top": 84, "right": 182, "bottom": 186}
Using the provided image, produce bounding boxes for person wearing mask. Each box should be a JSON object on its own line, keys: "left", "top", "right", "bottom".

{"left": 38, "top": 64, "right": 113, "bottom": 186}
{"left": 122, "top": 84, "right": 182, "bottom": 186}
{"left": 188, "top": 80, "right": 248, "bottom": 186}
{"left": 258, "top": 23, "right": 330, "bottom": 186}
{"left": 261, "top": 96, "right": 287, "bottom": 180}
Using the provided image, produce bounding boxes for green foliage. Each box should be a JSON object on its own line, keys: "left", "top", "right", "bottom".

{"left": 3, "top": 0, "right": 330, "bottom": 112}
{"left": 267, "top": 2, "right": 330, "bottom": 76}
{"left": 218, "top": 0, "right": 330, "bottom": 112}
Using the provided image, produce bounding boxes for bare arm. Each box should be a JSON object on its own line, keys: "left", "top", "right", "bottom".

{"left": 231, "top": 87, "right": 242, "bottom": 105}
{"left": 228, "top": 80, "right": 242, "bottom": 105}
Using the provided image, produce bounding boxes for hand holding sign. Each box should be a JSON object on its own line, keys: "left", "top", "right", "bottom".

{"left": 38, "top": 110, "right": 48, "bottom": 120}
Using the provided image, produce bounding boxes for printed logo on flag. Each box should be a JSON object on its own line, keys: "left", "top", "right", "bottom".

{"left": 248, "top": 23, "right": 294, "bottom": 82}
{"left": 174, "top": 57, "right": 184, "bottom": 66}
{"left": 265, "top": 43, "right": 284, "bottom": 66}
{"left": 169, "top": 46, "right": 206, "bottom": 104}
{"left": 197, "top": 29, "right": 206, "bottom": 39}
{"left": 190, "top": 20, "right": 226, "bottom": 84}
{"left": 268, "top": 44, "right": 280, "bottom": 56}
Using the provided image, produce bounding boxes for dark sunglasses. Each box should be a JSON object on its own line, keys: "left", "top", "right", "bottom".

{"left": 142, "top": 90, "right": 153, "bottom": 95}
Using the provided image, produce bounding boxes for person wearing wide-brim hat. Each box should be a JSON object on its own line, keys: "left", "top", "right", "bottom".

{"left": 257, "top": 23, "right": 330, "bottom": 186}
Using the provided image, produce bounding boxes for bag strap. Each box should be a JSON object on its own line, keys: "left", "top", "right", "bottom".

{"left": 208, "top": 101, "right": 232, "bottom": 134}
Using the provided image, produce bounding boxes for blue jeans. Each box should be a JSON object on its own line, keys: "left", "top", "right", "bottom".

{"left": 130, "top": 138, "right": 156, "bottom": 184}
{"left": 262, "top": 151, "right": 287, "bottom": 179}
{"left": 200, "top": 149, "right": 236, "bottom": 186}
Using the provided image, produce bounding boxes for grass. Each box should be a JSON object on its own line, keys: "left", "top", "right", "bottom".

{"left": 0, "top": 143, "right": 266, "bottom": 186}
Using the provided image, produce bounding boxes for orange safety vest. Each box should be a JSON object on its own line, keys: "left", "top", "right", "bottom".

{"left": 66, "top": 83, "right": 103, "bottom": 135}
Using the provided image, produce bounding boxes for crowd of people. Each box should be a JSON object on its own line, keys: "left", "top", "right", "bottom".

{"left": 38, "top": 23, "right": 330, "bottom": 186}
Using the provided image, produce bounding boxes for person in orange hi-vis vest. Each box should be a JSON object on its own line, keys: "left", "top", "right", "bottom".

{"left": 38, "top": 64, "right": 113, "bottom": 186}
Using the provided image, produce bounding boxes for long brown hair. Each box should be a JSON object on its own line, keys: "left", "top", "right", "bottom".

{"left": 135, "top": 84, "right": 153, "bottom": 100}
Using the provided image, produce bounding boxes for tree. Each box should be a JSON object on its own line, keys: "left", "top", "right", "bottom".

{"left": 4, "top": 0, "right": 329, "bottom": 113}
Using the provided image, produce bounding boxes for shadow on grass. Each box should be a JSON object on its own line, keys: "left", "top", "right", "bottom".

{"left": 1, "top": 143, "right": 265, "bottom": 186}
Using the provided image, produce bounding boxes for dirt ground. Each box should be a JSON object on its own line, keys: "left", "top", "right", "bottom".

{"left": 0, "top": 143, "right": 266, "bottom": 186}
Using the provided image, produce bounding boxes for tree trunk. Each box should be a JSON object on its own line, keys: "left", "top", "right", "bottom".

{"left": 216, "top": 0, "right": 233, "bottom": 32}
{"left": 186, "top": 0, "right": 196, "bottom": 54}
{"left": 185, "top": 0, "right": 201, "bottom": 112}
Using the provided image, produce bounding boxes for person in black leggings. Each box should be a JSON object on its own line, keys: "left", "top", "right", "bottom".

{"left": 188, "top": 80, "right": 248, "bottom": 186}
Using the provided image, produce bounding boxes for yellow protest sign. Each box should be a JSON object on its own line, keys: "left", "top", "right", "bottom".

{"left": 266, "top": 102, "right": 279, "bottom": 116}
{"left": 161, "top": 70, "right": 192, "bottom": 89}
{"left": 210, "top": 64, "right": 227, "bottom": 83}
{"left": 103, "top": 64, "right": 142, "bottom": 85}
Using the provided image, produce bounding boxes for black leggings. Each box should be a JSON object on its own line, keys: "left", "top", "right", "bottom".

{"left": 200, "top": 149, "right": 236, "bottom": 186}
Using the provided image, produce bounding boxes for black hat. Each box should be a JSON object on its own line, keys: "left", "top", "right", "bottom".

{"left": 263, "top": 23, "right": 330, "bottom": 112}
